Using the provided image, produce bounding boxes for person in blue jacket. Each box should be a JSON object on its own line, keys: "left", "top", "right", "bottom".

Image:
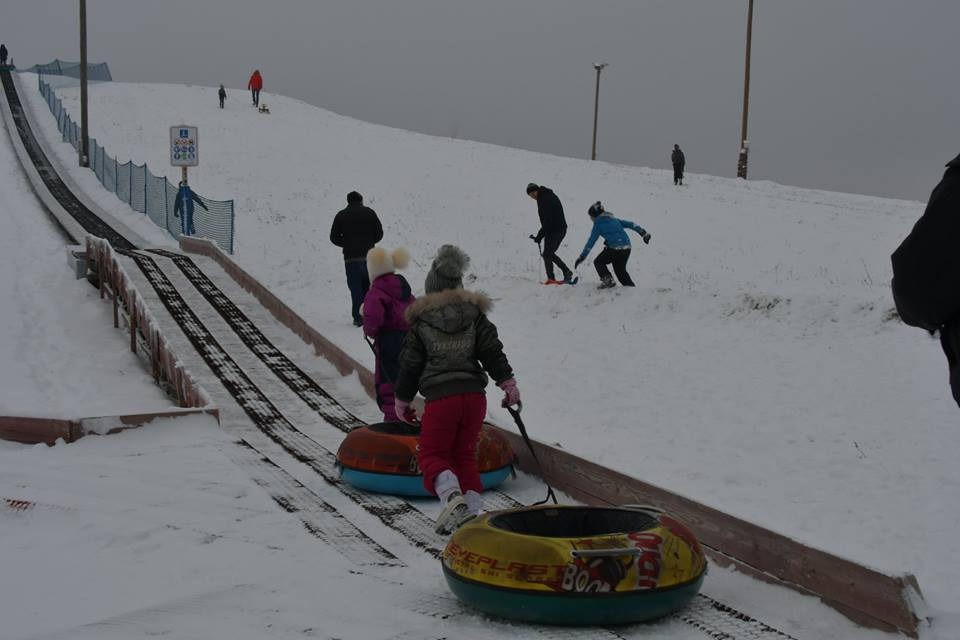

{"left": 573, "top": 201, "right": 651, "bottom": 289}
{"left": 173, "top": 181, "right": 208, "bottom": 236}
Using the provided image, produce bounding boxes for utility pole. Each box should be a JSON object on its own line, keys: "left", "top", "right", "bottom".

{"left": 737, "top": 0, "right": 754, "bottom": 179}
{"left": 79, "top": 0, "right": 89, "bottom": 167}
{"left": 591, "top": 63, "right": 608, "bottom": 161}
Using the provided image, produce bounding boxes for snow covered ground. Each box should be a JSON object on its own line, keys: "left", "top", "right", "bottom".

{"left": 0, "top": 104, "right": 171, "bottom": 417}
{"left": 6, "top": 73, "right": 960, "bottom": 637}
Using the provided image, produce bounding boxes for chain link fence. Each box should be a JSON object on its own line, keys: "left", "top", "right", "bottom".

{"left": 37, "top": 75, "right": 234, "bottom": 253}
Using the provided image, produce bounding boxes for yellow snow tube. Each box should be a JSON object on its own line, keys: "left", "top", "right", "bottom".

{"left": 442, "top": 504, "right": 706, "bottom": 625}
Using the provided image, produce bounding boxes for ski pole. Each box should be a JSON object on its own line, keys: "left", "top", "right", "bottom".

{"left": 529, "top": 235, "right": 544, "bottom": 283}
{"left": 505, "top": 404, "right": 558, "bottom": 506}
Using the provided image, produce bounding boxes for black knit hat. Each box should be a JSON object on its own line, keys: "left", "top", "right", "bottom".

{"left": 526, "top": 183, "right": 539, "bottom": 195}
{"left": 347, "top": 191, "right": 363, "bottom": 204}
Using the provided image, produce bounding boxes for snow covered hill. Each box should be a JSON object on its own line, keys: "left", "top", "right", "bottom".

{"left": 18, "top": 74, "right": 960, "bottom": 629}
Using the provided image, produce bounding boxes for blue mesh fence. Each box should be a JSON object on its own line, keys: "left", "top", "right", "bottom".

{"left": 37, "top": 76, "right": 234, "bottom": 253}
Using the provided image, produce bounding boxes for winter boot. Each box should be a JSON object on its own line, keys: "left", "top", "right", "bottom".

{"left": 436, "top": 492, "right": 472, "bottom": 534}
{"left": 563, "top": 271, "right": 579, "bottom": 285}
{"left": 597, "top": 276, "right": 616, "bottom": 290}
{"left": 434, "top": 470, "right": 474, "bottom": 534}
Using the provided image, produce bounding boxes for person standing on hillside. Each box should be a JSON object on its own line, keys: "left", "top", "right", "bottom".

{"left": 525, "top": 183, "right": 575, "bottom": 285}
{"left": 173, "top": 181, "right": 208, "bottom": 236}
{"left": 574, "top": 201, "right": 651, "bottom": 289}
{"left": 330, "top": 191, "right": 384, "bottom": 326}
{"left": 0, "top": 44, "right": 8, "bottom": 67}
{"left": 672, "top": 144, "right": 686, "bottom": 186}
{"left": 394, "top": 245, "right": 519, "bottom": 533}
{"left": 891, "top": 153, "right": 960, "bottom": 408}
{"left": 247, "top": 69, "right": 263, "bottom": 107}
{"left": 218, "top": 84, "right": 227, "bottom": 109}
{"left": 362, "top": 246, "right": 416, "bottom": 422}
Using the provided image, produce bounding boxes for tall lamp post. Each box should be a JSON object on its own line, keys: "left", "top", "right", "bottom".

{"left": 79, "top": 0, "right": 89, "bottom": 167}
{"left": 736, "top": 0, "right": 754, "bottom": 179}
{"left": 591, "top": 63, "right": 608, "bottom": 161}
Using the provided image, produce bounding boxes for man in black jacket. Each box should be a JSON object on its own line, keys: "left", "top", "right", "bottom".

{"left": 672, "top": 144, "right": 686, "bottom": 186}
{"left": 330, "top": 191, "right": 384, "bottom": 326}
{"left": 526, "top": 183, "right": 574, "bottom": 284}
{"left": 891, "top": 153, "right": 960, "bottom": 408}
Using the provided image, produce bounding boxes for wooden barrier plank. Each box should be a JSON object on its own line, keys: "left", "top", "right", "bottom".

{"left": 181, "top": 236, "right": 922, "bottom": 637}
{"left": 0, "top": 416, "right": 76, "bottom": 445}
{"left": 77, "top": 408, "right": 220, "bottom": 438}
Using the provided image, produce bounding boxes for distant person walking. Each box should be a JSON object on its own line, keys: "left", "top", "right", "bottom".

{"left": 672, "top": 144, "right": 686, "bottom": 186}
{"left": 574, "top": 201, "right": 651, "bottom": 289}
{"left": 173, "top": 181, "right": 208, "bottom": 236}
{"left": 525, "top": 183, "right": 575, "bottom": 285}
{"left": 330, "top": 191, "right": 384, "bottom": 326}
{"left": 218, "top": 84, "right": 226, "bottom": 109}
{"left": 247, "top": 69, "right": 263, "bottom": 107}
{"left": 891, "top": 153, "right": 960, "bottom": 408}
{"left": 0, "top": 44, "right": 8, "bottom": 66}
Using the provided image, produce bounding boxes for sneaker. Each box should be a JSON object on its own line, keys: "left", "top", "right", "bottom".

{"left": 435, "top": 491, "right": 474, "bottom": 534}
{"left": 543, "top": 279, "right": 564, "bottom": 285}
{"left": 563, "top": 273, "right": 579, "bottom": 285}
{"left": 597, "top": 277, "right": 616, "bottom": 290}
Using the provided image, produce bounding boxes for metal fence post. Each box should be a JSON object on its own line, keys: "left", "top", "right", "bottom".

{"left": 164, "top": 180, "right": 169, "bottom": 233}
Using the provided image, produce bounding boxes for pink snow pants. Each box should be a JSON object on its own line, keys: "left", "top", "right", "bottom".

{"left": 417, "top": 393, "right": 486, "bottom": 496}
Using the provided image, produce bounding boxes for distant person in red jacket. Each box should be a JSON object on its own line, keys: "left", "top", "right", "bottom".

{"left": 247, "top": 69, "right": 263, "bottom": 107}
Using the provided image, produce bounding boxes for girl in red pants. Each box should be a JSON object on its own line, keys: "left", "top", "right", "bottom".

{"left": 394, "top": 245, "right": 519, "bottom": 534}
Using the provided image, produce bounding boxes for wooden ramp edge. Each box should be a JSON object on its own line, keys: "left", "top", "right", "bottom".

{"left": 180, "top": 236, "right": 923, "bottom": 637}
{"left": 0, "top": 408, "right": 219, "bottom": 445}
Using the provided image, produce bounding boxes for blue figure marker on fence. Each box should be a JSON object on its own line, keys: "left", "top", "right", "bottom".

{"left": 174, "top": 181, "right": 208, "bottom": 236}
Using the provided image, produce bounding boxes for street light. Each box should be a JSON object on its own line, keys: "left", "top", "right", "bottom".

{"left": 79, "top": 0, "right": 89, "bottom": 167}
{"left": 591, "top": 63, "right": 608, "bottom": 161}
{"left": 737, "top": 0, "right": 754, "bottom": 179}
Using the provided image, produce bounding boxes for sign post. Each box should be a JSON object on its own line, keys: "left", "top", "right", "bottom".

{"left": 169, "top": 125, "right": 199, "bottom": 183}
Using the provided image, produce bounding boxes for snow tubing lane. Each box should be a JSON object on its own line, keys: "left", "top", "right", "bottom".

{"left": 337, "top": 421, "right": 515, "bottom": 496}
{"left": 0, "top": 69, "right": 136, "bottom": 250}
{"left": 442, "top": 505, "right": 707, "bottom": 626}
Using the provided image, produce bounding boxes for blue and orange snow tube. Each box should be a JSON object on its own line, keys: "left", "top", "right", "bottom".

{"left": 336, "top": 422, "right": 514, "bottom": 496}
{"left": 442, "top": 505, "right": 706, "bottom": 625}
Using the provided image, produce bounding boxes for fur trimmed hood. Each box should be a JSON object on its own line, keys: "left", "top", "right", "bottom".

{"left": 404, "top": 288, "right": 492, "bottom": 329}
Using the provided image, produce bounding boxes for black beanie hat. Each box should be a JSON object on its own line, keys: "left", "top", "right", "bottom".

{"left": 526, "top": 183, "right": 539, "bottom": 195}
{"left": 347, "top": 191, "right": 363, "bottom": 204}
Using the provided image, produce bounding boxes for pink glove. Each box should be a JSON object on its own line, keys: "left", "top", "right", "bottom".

{"left": 395, "top": 398, "right": 416, "bottom": 424}
{"left": 498, "top": 378, "right": 520, "bottom": 408}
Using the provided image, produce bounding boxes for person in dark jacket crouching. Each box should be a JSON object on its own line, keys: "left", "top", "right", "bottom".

{"left": 330, "top": 191, "right": 384, "bottom": 326}
{"left": 891, "top": 153, "right": 960, "bottom": 408}
{"left": 394, "top": 245, "right": 519, "bottom": 534}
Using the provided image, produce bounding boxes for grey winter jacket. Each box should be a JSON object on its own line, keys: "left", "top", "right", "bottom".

{"left": 395, "top": 289, "right": 513, "bottom": 402}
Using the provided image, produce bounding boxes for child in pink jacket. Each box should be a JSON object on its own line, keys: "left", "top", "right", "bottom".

{"left": 362, "top": 246, "right": 415, "bottom": 422}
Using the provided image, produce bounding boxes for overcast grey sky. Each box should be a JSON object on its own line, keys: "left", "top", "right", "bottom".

{"left": 5, "top": 1, "right": 958, "bottom": 201}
